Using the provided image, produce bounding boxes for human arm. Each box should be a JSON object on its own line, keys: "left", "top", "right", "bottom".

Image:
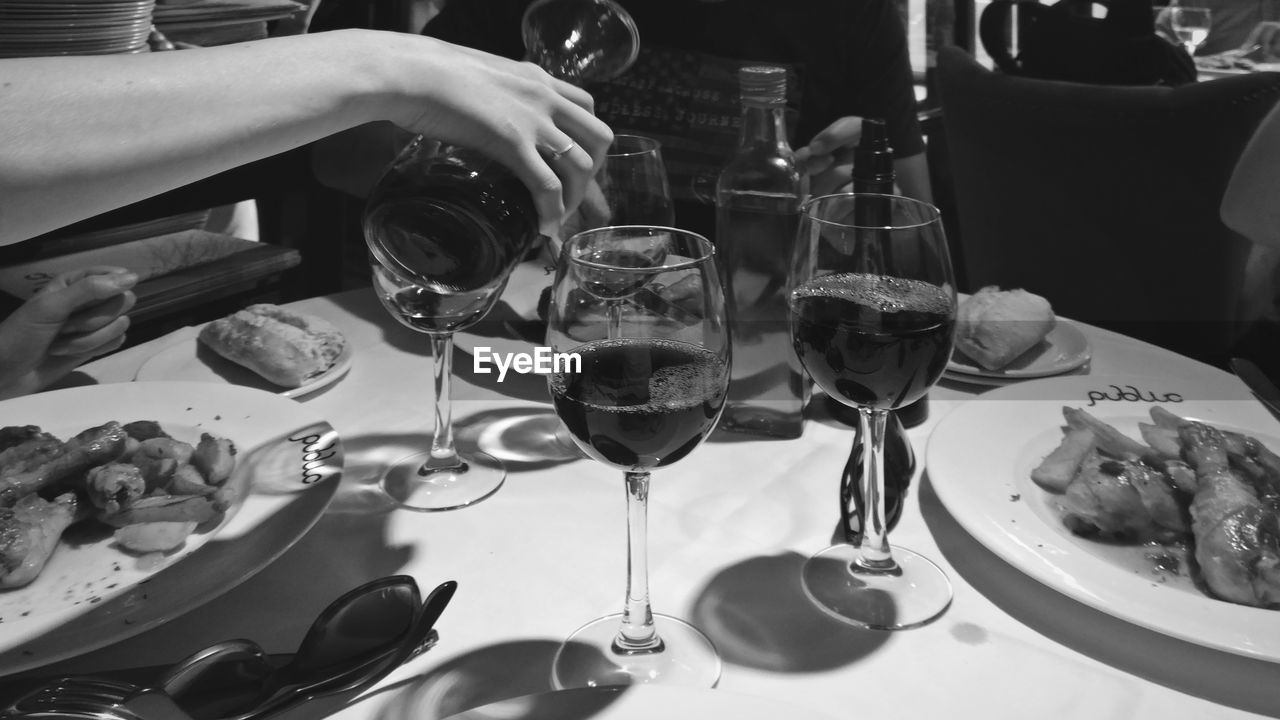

{"left": 0, "top": 29, "right": 611, "bottom": 245}
{"left": 0, "top": 267, "right": 136, "bottom": 400}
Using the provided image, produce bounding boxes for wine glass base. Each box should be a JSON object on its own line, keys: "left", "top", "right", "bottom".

{"left": 553, "top": 613, "right": 721, "bottom": 689}
{"left": 380, "top": 449, "right": 505, "bottom": 512}
{"left": 802, "top": 543, "right": 952, "bottom": 630}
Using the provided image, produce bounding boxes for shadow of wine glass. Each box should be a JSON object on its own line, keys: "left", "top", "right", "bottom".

{"left": 688, "top": 552, "right": 889, "bottom": 673}
{"left": 452, "top": 407, "right": 584, "bottom": 470}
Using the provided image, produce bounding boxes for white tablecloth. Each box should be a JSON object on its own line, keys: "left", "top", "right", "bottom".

{"left": 17, "top": 266, "right": 1280, "bottom": 720}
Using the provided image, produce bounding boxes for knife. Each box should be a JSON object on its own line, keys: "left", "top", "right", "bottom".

{"left": 1230, "top": 357, "right": 1280, "bottom": 422}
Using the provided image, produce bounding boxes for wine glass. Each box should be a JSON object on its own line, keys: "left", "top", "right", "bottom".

{"left": 364, "top": 140, "right": 535, "bottom": 511}
{"left": 360, "top": 0, "right": 640, "bottom": 509}
{"left": 548, "top": 226, "right": 729, "bottom": 688}
{"left": 522, "top": 0, "right": 640, "bottom": 83}
{"left": 1170, "top": 6, "right": 1212, "bottom": 56}
{"left": 598, "top": 135, "right": 675, "bottom": 228}
{"left": 558, "top": 134, "right": 674, "bottom": 254}
{"left": 789, "top": 193, "right": 956, "bottom": 630}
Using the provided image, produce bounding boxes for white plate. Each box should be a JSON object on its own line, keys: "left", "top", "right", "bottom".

{"left": 136, "top": 332, "right": 354, "bottom": 399}
{"left": 948, "top": 317, "right": 1092, "bottom": 380}
{"left": 927, "top": 373, "right": 1280, "bottom": 662}
{"left": 0, "top": 381, "right": 341, "bottom": 674}
{"left": 337, "top": 686, "right": 840, "bottom": 720}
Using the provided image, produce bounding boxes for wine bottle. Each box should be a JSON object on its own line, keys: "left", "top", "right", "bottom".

{"left": 714, "top": 65, "right": 809, "bottom": 440}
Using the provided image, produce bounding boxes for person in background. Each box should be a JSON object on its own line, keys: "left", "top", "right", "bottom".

{"left": 0, "top": 28, "right": 611, "bottom": 397}
{"left": 0, "top": 267, "right": 136, "bottom": 400}
{"left": 1221, "top": 99, "right": 1280, "bottom": 359}
{"left": 420, "top": 0, "right": 931, "bottom": 243}
{"left": 1196, "top": 0, "right": 1280, "bottom": 55}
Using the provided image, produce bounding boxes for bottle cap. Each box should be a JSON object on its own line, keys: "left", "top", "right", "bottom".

{"left": 854, "top": 117, "right": 895, "bottom": 190}
{"left": 739, "top": 65, "right": 786, "bottom": 105}
{"left": 860, "top": 118, "right": 889, "bottom": 149}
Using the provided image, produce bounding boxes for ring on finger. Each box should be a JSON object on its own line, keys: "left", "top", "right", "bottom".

{"left": 544, "top": 141, "right": 577, "bottom": 160}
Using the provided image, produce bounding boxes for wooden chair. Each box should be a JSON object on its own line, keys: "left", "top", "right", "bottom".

{"left": 936, "top": 46, "right": 1280, "bottom": 364}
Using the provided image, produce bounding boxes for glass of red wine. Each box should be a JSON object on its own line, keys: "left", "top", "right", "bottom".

{"left": 547, "top": 226, "right": 729, "bottom": 688}
{"left": 789, "top": 193, "right": 956, "bottom": 630}
{"left": 363, "top": 141, "right": 537, "bottom": 511}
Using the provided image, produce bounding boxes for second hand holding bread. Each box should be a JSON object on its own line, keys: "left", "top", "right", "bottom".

{"left": 198, "top": 304, "right": 346, "bottom": 388}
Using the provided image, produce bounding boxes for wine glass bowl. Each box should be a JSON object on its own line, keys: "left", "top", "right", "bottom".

{"left": 522, "top": 0, "right": 640, "bottom": 83}
{"left": 789, "top": 193, "right": 956, "bottom": 630}
{"left": 597, "top": 135, "right": 675, "bottom": 229}
{"left": 559, "top": 134, "right": 675, "bottom": 266}
{"left": 1169, "top": 6, "right": 1212, "bottom": 55}
{"left": 547, "top": 226, "right": 728, "bottom": 688}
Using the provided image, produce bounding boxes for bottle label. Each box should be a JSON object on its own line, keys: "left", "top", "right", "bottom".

{"left": 589, "top": 45, "right": 802, "bottom": 205}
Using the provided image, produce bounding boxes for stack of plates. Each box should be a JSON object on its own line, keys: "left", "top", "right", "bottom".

{"left": 153, "top": 0, "right": 303, "bottom": 30}
{"left": 0, "top": 0, "right": 155, "bottom": 57}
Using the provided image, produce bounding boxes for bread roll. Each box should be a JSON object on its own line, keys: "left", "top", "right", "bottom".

{"left": 954, "top": 286, "right": 1055, "bottom": 370}
{"left": 198, "top": 304, "right": 346, "bottom": 388}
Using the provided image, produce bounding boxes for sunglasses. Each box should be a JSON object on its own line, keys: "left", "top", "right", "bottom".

{"left": 11, "top": 576, "right": 456, "bottom": 720}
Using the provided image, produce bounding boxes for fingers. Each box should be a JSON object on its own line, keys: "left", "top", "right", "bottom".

{"left": 37, "top": 265, "right": 132, "bottom": 293}
{"left": 578, "top": 177, "right": 613, "bottom": 229}
{"left": 399, "top": 39, "right": 613, "bottom": 237}
{"left": 547, "top": 74, "right": 597, "bottom": 116}
{"left": 25, "top": 269, "right": 138, "bottom": 326}
{"left": 804, "top": 116, "right": 864, "bottom": 157}
{"left": 797, "top": 116, "right": 864, "bottom": 179}
{"left": 511, "top": 142, "right": 568, "bottom": 239}
{"left": 517, "top": 89, "right": 612, "bottom": 237}
{"left": 62, "top": 291, "right": 136, "bottom": 335}
{"left": 48, "top": 315, "right": 131, "bottom": 357}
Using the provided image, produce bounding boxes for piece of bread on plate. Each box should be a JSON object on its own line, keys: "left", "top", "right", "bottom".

{"left": 198, "top": 304, "right": 346, "bottom": 388}
{"left": 954, "top": 286, "right": 1055, "bottom": 370}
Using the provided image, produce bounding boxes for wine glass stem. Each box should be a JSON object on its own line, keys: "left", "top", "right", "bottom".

{"left": 424, "top": 332, "right": 462, "bottom": 471}
{"left": 613, "top": 470, "right": 664, "bottom": 654}
{"left": 607, "top": 300, "right": 624, "bottom": 340}
{"left": 855, "top": 408, "right": 895, "bottom": 571}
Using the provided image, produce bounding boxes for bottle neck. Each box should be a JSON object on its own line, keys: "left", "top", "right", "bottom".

{"left": 738, "top": 102, "right": 790, "bottom": 153}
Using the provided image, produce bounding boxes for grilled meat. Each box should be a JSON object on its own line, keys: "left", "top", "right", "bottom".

{"left": 0, "top": 493, "right": 78, "bottom": 589}
{"left": 1180, "top": 421, "right": 1280, "bottom": 608}
{"left": 0, "top": 422, "right": 128, "bottom": 506}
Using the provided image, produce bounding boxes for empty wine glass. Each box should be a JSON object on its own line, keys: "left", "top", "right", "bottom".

{"left": 548, "top": 226, "right": 729, "bottom": 688}
{"left": 558, "top": 134, "right": 674, "bottom": 254}
{"left": 598, "top": 135, "right": 675, "bottom": 228}
{"left": 789, "top": 193, "right": 956, "bottom": 630}
{"left": 522, "top": 0, "right": 640, "bottom": 83}
{"left": 1170, "top": 6, "right": 1212, "bottom": 56}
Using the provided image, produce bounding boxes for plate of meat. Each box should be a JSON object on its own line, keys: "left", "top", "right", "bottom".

{"left": 928, "top": 373, "right": 1280, "bottom": 661}
{"left": 0, "top": 381, "right": 342, "bottom": 674}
